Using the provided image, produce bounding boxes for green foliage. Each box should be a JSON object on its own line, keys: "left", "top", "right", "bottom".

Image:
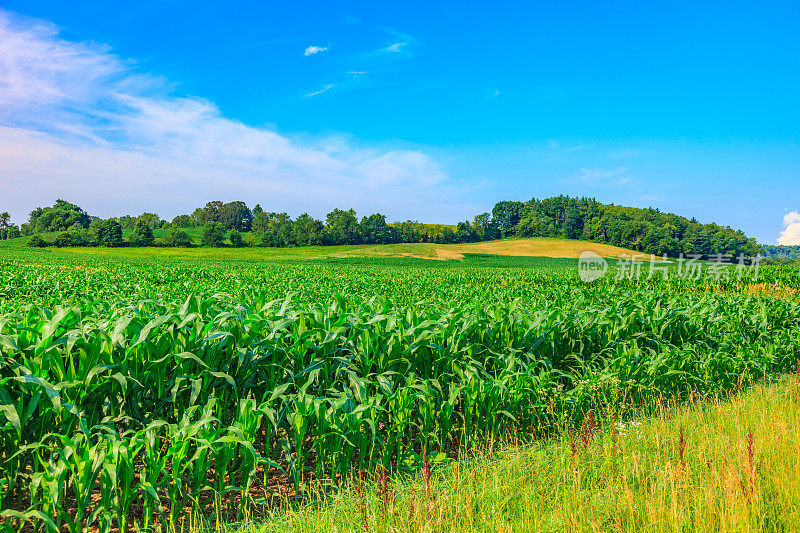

{"left": 129, "top": 219, "right": 155, "bottom": 246}
{"left": 360, "top": 213, "right": 392, "bottom": 244}
{"left": 171, "top": 214, "right": 193, "bottom": 228}
{"left": 93, "top": 219, "right": 123, "bottom": 247}
{"left": 324, "top": 208, "right": 361, "bottom": 245}
{"left": 513, "top": 195, "right": 760, "bottom": 257}
{"left": 193, "top": 201, "right": 224, "bottom": 226}
{"left": 219, "top": 201, "right": 253, "bottom": 232}
{"left": 160, "top": 227, "right": 193, "bottom": 247}
{"left": 17, "top": 195, "right": 761, "bottom": 255}
{"left": 472, "top": 212, "right": 499, "bottom": 241}
{"left": 26, "top": 234, "right": 48, "bottom": 247}
{"left": 292, "top": 213, "right": 324, "bottom": 245}
{"left": 762, "top": 245, "right": 800, "bottom": 262}
{"left": 454, "top": 220, "right": 479, "bottom": 243}
{"left": 255, "top": 381, "right": 800, "bottom": 532}
{"left": 492, "top": 200, "right": 526, "bottom": 237}
{"left": 389, "top": 221, "right": 459, "bottom": 244}
{"left": 26, "top": 199, "right": 91, "bottom": 233}
{"left": 136, "top": 212, "right": 161, "bottom": 228}
{"left": 229, "top": 230, "right": 244, "bottom": 247}
{"left": 53, "top": 224, "right": 91, "bottom": 247}
{"left": 0, "top": 212, "right": 13, "bottom": 240}
{"left": 201, "top": 221, "right": 226, "bottom": 247}
{"left": 254, "top": 212, "right": 293, "bottom": 247}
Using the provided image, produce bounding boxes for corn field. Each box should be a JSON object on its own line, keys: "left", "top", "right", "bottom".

{"left": 1, "top": 250, "right": 799, "bottom": 531}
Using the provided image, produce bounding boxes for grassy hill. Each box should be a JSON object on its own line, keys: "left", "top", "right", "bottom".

{"left": 344, "top": 238, "right": 647, "bottom": 260}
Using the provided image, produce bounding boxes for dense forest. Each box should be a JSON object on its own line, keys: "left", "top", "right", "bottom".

{"left": 761, "top": 245, "right": 800, "bottom": 262}
{"left": 5, "top": 195, "right": 763, "bottom": 257}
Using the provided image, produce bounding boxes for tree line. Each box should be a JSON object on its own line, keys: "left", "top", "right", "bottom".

{"left": 11, "top": 196, "right": 761, "bottom": 257}
{"left": 761, "top": 245, "right": 800, "bottom": 263}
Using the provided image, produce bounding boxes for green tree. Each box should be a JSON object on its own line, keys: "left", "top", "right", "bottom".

{"left": 118, "top": 215, "right": 136, "bottom": 229}
{"left": 204, "top": 201, "right": 223, "bottom": 221}
{"left": 563, "top": 204, "right": 584, "bottom": 239}
{"left": 292, "top": 213, "right": 324, "bottom": 245}
{"left": 324, "top": 208, "right": 361, "bottom": 245}
{"left": 201, "top": 222, "right": 226, "bottom": 247}
{"left": 192, "top": 201, "right": 223, "bottom": 226}
{"left": 491, "top": 201, "right": 525, "bottom": 237}
{"left": 516, "top": 214, "right": 548, "bottom": 237}
{"left": 253, "top": 212, "right": 293, "bottom": 247}
{"left": 27, "top": 200, "right": 91, "bottom": 233}
{"left": 136, "top": 213, "right": 161, "bottom": 228}
{"left": 360, "top": 213, "right": 392, "bottom": 244}
{"left": 171, "top": 215, "right": 193, "bottom": 228}
{"left": 0, "top": 212, "right": 10, "bottom": 239}
{"left": 472, "top": 213, "right": 498, "bottom": 241}
{"left": 7, "top": 226, "right": 20, "bottom": 239}
{"left": 27, "top": 234, "right": 48, "bottom": 247}
{"left": 161, "top": 227, "right": 193, "bottom": 247}
{"left": 219, "top": 201, "right": 252, "bottom": 232}
{"left": 229, "top": 230, "right": 244, "bottom": 247}
{"left": 130, "top": 219, "right": 155, "bottom": 246}
{"left": 94, "top": 219, "right": 123, "bottom": 247}
{"left": 54, "top": 224, "right": 90, "bottom": 247}
{"left": 454, "top": 221, "right": 478, "bottom": 243}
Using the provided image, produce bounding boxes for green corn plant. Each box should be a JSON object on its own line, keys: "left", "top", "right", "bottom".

{"left": 1, "top": 249, "right": 799, "bottom": 528}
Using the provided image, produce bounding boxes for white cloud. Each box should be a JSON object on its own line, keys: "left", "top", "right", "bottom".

{"left": 0, "top": 10, "right": 460, "bottom": 224}
{"left": 303, "top": 84, "right": 334, "bottom": 97}
{"left": 384, "top": 42, "right": 407, "bottom": 52}
{"left": 777, "top": 211, "right": 800, "bottom": 245}
{"left": 562, "top": 167, "right": 630, "bottom": 185}
{"left": 614, "top": 149, "right": 642, "bottom": 159}
{"left": 543, "top": 140, "right": 588, "bottom": 156}
{"left": 304, "top": 45, "right": 327, "bottom": 56}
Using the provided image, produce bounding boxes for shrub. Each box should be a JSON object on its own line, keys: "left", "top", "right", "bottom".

{"left": 161, "top": 228, "right": 193, "bottom": 247}
{"left": 201, "top": 222, "right": 226, "bottom": 247}
{"left": 27, "top": 234, "right": 48, "bottom": 247}
{"left": 243, "top": 232, "right": 260, "bottom": 247}
{"left": 130, "top": 219, "right": 155, "bottom": 247}
{"left": 93, "top": 219, "right": 123, "bottom": 247}
{"left": 229, "top": 230, "right": 244, "bottom": 247}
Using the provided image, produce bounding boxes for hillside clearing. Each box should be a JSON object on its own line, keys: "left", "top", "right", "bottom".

{"left": 3, "top": 237, "right": 647, "bottom": 261}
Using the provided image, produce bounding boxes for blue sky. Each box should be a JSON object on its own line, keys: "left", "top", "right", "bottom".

{"left": 0, "top": 1, "right": 798, "bottom": 243}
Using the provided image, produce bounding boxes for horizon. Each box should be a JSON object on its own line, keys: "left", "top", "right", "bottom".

{"left": 1, "top": 2, "right": 798, "bottom": 244}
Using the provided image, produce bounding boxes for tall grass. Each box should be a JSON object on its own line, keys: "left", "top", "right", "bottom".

{"left": 245, "top": 378, "right": 800, "bottom": 532}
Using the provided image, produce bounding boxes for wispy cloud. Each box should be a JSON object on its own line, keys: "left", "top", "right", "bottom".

{"left": 384, "top": 42, "right": 407, "bottom": 53}
{"left": 561, "top": 167, "right": 631, "bottom": 186}
{"left": 544, "top": 140, "right": 589, "bottom": 156}
{"left": 777, "top": 211, "right": 800, "bottom": 245}
{"left": 0, "top": 10, "right": 457, "bottom": 223}
{"left": 303, "top": 84, "right": 334, "bottom": 97}
{"left": 640, "top": 193, "right": 662, "bottom": 202}
{"left": 304, "top": 45, "right": 328, "bottom": 56}
{"left": 613, "top": 149, "right": 642, "bottom": 159}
